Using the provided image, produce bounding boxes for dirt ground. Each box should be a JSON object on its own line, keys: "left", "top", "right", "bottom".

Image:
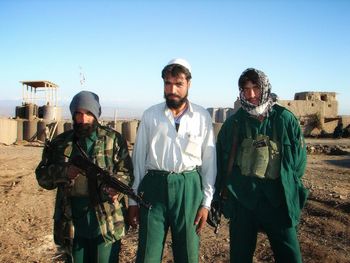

{"left": 0, "top": 138, "right": 349, "bottom": 263}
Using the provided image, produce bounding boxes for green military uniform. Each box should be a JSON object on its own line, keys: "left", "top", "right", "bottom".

{"left": 131, "top": 100, "right": 217, "bottom": 263}
{"left": 216, "top": 104, "right": 308, "bottom": 263}
{"left": 36, "top": 125, "right": 133, "bottom": 263}
{"left": 137, "top": 169, "right": 203, "bottom": 263}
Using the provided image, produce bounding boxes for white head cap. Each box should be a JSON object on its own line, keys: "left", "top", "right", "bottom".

{"left": 166, "top": 58, "right": 192, "bottom": 73}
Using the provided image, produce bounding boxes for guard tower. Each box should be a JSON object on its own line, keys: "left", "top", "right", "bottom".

{"left": 17, "top": 80, "right": 62, "bottom": 121}
{"left": 21, "top": 80, "right": 59, "bottom": 106}
{"left": 15, "top": 80, "right": 63, "bottom": 142}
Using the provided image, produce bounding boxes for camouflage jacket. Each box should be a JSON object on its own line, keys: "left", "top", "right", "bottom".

{"left": 35, "top": 125, "right": 133, "bottom": 247}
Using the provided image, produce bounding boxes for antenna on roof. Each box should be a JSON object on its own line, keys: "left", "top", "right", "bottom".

{"left": 79, "top": 66, "right": 86, "bottom": 89}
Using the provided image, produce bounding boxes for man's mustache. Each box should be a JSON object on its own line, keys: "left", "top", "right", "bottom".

{"left": 166, "top": 93, "right": 181, "bottom": 99}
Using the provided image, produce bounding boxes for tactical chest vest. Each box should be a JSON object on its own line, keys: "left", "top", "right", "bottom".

{"left": 236, "top": 119, "right": 281, "bottom": 180}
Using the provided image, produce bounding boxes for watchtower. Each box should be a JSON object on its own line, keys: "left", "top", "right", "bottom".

{"left": 20, "top": 80, "right": 59, "bottom": 106}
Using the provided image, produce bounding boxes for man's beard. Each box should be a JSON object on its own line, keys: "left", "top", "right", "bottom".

{"left": 73, "top": 120, "right": 98, "bottom": 138}
{"left": 164, "top": 92, "right": 188, "bottom": 110}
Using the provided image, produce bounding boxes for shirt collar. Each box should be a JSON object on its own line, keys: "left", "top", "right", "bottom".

{"left": 87, "top": 130, "right": 98, "bottom": 142}
{"left": 163, "top": 101, "right": 194, "bottom": 118}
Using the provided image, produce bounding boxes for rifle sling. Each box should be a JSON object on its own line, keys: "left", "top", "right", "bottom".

{"left": 226, "top": 124, "right": 238, "bottom": 180}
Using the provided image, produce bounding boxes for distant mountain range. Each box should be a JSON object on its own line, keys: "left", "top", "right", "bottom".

{"left": 0, "top": 100, "right": 144, "bottom": 120}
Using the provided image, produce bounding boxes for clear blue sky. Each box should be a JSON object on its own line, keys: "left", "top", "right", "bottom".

{"left": 1, "top": 0, "right": 349, "bottom": 117}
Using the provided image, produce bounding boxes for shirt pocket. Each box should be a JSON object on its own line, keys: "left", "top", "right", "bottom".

{"left": 182, "top": 133, "right": 203, "bottom": 158}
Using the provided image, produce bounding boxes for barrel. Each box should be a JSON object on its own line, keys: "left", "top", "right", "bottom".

{"left": 122, "top": 120, "right": 138, "bottom": 144}
{"left": 25, "top": 103, "right": 35, "bottom": 120}
{"left": 207, "top": 108, "right": 219, "bottom": 122}
{"left": 42, "top": 105, "right": 55, "bottom": 120}
{"left": 115, "top": 120, "right": 123, "bottom": 134}
{"left": 33, "top": 104, "right": 38, "bottom": 118}
{"left": 15, "top": 106, "right": 26, "bottom": 119}
{"left": 16, "top": 119, "right": 24, "bottom": 141}
{"left": 226, "top": 108, "right": 235, "bottom": 119}
{"left": 23, "top": 119, "right": 38, "bottom": 141}
{"left": 37, "top": 120, "right": 49, "bottom": 142}
{"left": 217, "top": 108, "right": 230, "bottom": 123}
{"left": 212, "top": 122, "right": 223, "bottom": 141}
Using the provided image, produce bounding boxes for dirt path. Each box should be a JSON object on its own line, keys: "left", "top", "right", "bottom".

{"left": 0, "top": 142, "right": 349, "bottom": 262}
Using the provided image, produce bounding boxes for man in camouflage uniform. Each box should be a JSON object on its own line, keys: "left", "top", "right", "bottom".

{"left": 36, "top": 91, "right": 133, "bottom": 263}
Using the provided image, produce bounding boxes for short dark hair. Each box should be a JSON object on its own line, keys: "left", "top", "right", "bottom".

{"left": 238, "top": 69, "right": 260, "bottom": 90}
{"left": 161, "top": 64, "right": 192, "bottom": 81}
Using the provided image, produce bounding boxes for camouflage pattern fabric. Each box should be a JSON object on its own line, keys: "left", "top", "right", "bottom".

{"left": 35, "top": 125, "right": 133, "bottom": 251}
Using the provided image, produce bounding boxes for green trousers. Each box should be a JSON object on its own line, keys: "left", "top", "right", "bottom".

{"left": 136, "top": 170, "right": 203, "bottom": 263}
{"left": 67, "top": 235, "right": 121, "bottom": 263}
{"left": 228, "top": 195, "right": 302, "bottom": 263}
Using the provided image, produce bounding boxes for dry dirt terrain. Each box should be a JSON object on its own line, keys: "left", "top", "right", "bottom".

{"left": 0, "top": 138, "right": 349, "bottom": 263}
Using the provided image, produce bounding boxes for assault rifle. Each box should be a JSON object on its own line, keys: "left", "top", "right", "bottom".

{"left": 208, "top": 126, "right": 238, "bottom": 234}
{"left": 207, "top": 198, "right": 223, "bottom": 234}
{"left": 70, "top": 154, "right": 151, "bottom": 209}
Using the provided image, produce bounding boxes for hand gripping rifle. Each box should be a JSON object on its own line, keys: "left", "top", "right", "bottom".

{"left": 207, "top": 198, "right": 223, "bottom": 234}
{"left": 70, "top": 155, "right": 151, "bottom": 209}
{"left": 71, "top": 141, "right": 151, "bottom": 209}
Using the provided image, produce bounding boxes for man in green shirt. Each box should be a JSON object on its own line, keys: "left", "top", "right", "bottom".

{"left": 36, "top": 91, "right": 133, "bottom": 263}
{"left": 215, "top": 68, "right": 308, "bottom": 263}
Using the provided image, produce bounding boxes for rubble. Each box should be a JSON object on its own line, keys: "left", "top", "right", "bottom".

{"left": 306, "top": 144, "right": 350, "bottom": 155}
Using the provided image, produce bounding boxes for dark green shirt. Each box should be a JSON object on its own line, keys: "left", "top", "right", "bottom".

{"left": 216, "top": 104, "right": 308, "bottom": 226}
{"left": 71, "top": 131, "right": 100, "bottom": 238}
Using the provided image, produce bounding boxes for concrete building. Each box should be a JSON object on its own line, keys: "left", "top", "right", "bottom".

{"left": 279, "top": 92, "right": 349, "bottom": 136}
{"left": 279, "top": 92, "right": 338, "bottom": 119}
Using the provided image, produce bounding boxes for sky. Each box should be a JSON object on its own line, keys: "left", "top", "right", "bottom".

{"left": 0, "top": 0, "right": 349, "bottom": 118}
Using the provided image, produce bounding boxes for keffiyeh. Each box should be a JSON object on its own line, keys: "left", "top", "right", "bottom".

{"left": 238, "top": 68, "right": 275, "bottom": 117}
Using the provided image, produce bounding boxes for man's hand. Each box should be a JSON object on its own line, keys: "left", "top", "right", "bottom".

{"left": 221, "top": 187, "right": 229, "bottom": 200}
{"left": 127, "top": 205, "right": 140, "bottom": 229}
{"left": 194, "top": 206, "right": 209, "bottom": 234}
{"left": 104, "top": 187, "right": 119, "bottom": 202}
{"left": 66, "top": 164, "right": 82, "bottom": 180}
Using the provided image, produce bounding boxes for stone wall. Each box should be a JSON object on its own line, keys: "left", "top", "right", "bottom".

{"left": 279, "top": 99, "right": 338, "bottom": 118}
{"left": 294, "top": 92, "right": 337, "bottom": 102}
{"left": 340, "top": 116, "right": 350, "bottom": 127}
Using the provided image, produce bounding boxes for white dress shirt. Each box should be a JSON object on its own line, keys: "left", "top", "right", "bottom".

{"left": 130, "top": 102, "right": 217, "bottom": 207}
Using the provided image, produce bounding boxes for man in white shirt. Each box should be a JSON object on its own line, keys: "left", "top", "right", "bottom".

{"left": 128, "top": 58, "right": 216, "bottom": 263}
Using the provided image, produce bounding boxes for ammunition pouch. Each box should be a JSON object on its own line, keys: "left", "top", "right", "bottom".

{"left": 237, "top": 122, "right": 281, "bottom": 180}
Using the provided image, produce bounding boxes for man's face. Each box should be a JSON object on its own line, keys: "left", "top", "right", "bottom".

{"left": 242, "top": 81, "right": 261, "bottom": 106}
{"left": 74, "top": 109, "right": 95, "bottom": 124}
{"left": 163, "top": 73, "right": 190, "bottom": 109}
{"left": 73, "top": 109, "right": 96, "bottom": 137}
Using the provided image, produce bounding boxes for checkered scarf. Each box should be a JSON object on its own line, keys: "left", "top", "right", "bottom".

{"left": 238, "top": 68, "right": 275, "bottom": 117}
